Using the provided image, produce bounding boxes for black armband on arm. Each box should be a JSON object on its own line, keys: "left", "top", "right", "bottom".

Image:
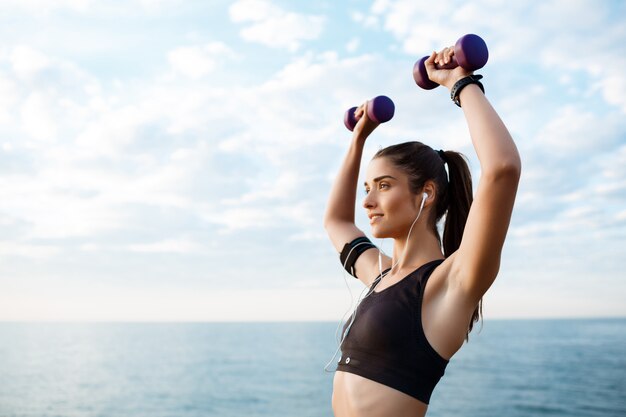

{"left": 339, "top": 236, "right": 376, "bottom": 278}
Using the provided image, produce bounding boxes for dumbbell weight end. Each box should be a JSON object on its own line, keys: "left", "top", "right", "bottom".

{"left": 343, "top": 96, "right": 395, "bottom": 131}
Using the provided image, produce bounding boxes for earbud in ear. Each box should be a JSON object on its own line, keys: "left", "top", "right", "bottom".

{"left": 422, "top": 192, "right": 428, "bottom": 200}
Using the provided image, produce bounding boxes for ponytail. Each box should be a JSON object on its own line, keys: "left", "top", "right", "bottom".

{"left": 439, "top": 150, "right": 481, "bottom": 341}
{"left": 439, "top": 150, "right": 473, "bottom": 257}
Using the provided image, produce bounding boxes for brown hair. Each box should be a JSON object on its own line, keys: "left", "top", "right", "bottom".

{"left": 373, "top": 141, "right": 481, "bottom": 341}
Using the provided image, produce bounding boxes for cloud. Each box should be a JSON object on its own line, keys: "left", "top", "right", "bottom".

{"left": 128, "top": 237, "right": 204, "bottom": 254}
{"left": 369, "top": 0, "right": 626, "bottom": 113}
{"left": 346, "top": 38, "right": 360, "bottom": 53}
{"left": 288, "top": 231, "right": 327, "bottom": 242}
{"left": 229, "top": 0, "right": 325, "bottom": 52}
{"left": 201, "top": 200, "right": 317, "bottom": 235}
{"left": 1, "top": 1, "right": 625, "bottom": 320}
{"left": 167, "top": 42, "right": 235, "bottom": 79}
{"left": 367, "top": 0, "right": 462, "bottom": 54}
{"left": 535, "top": 106, "right": 624, "bottom": 155}
{"left": 220, "top": 170, "right": 301, "bottom": 205}
{"left": 0, "top": 52, "right": 202, "bottom": 240}
{"left": 351, "top": 11, "right": 379, "bottom": 29}
{"left": 0, "top": 0, "right": 184, "bottom": 14}
{"left": 0, "top": 74, "right": 20, "bottom": 124}
{"left": 356, "top": 1, "right": 626, "bottom": 265}
{"left": 135, "top": 0, "right": 181, "bottom": 11}
{"left": 0, "top": 241, "right": 61, "bottom": 260}
{"left": 0, "top": 41, "right": 249, "bottom": 241}
{"left": 9, "top": 45, "right": 51, "bottom": 78}
{"left": 21, "top": 92, "right": 59, "bottom": 142}
{"left": 0, "top": 0, "right": 92, "bottom": 14}
{"left": 2, "top": 45, "right": 344, "bottom": 241}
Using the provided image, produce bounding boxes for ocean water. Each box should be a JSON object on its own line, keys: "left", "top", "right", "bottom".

{"left": 0, "top": 319, "right": 624, "bottom": 417}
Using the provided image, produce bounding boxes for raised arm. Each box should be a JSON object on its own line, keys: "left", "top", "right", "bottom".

{"left": 426, "top": 48, "right": 522, "bottom": 303}
{"left": 323, "top": 103, "right": 392, "bottom": 287}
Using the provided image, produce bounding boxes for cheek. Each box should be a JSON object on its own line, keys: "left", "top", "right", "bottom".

{"left": 383, "top": 192, "right": 408, "bottom": 213}
{"left": 384, "top": 195, "right": 417, "bottom": 225}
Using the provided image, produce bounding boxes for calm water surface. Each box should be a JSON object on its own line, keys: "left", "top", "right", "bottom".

{"left": 0, "top": 319, "right": 624, "bottom": 417}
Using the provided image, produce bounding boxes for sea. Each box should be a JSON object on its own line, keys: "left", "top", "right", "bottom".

{"left": 0, "top": 319, "right": 624, "bottom": 417}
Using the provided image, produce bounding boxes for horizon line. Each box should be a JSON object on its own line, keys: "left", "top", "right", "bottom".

{"left": 1, "top": 316, "right": 625, "bottom": 324}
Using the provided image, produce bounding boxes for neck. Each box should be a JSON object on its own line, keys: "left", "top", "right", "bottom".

{"left": 391, "top": 225, "right": 444, "bottom": 273}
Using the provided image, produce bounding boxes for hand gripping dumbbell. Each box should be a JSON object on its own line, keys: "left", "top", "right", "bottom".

{"left": 343, "top": 95, "right": 395, "bottom": 131}
{"left": 413, "top": 34, "right": 488, "bottom": 90}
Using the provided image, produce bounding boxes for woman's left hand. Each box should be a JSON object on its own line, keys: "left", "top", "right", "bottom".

{"left": 424, "top": 46, "right": 471, "bottom": 91}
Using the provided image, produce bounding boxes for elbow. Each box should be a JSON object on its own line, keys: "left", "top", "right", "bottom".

{"left": 323, "top": 212, "right": 335, "bottom": 229}
{"left": 323, "top": 216, "right": 338, "bottom": 230}
{"left": 323, "top": 213, "right": 354, "bottom": 229}
{"left": 484, "top": 159, "right": 521, "bottom": 183}
{"left": 322, "top": 209, "right": 335, "bottom": 228}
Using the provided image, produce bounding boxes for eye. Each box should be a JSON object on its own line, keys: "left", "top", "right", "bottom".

{"left": 364, "top": 183, "right": 389, "bottom": 194}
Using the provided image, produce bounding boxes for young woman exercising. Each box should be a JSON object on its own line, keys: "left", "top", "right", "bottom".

{"left": 323, "top": 46, "right": 521, "bottom": 417}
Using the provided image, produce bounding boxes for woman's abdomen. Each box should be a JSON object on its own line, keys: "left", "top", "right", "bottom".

{"left": 332, "top": 370, "right": 428, "bottom": 417}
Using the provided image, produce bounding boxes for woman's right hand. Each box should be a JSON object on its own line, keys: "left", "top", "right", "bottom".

{"left": 352, "top": 100, "right": 379, "bottom": 141}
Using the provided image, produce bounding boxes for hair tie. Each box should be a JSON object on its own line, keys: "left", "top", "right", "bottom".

{"left": 438, "top": 149, "right": 446, "bottom": 162}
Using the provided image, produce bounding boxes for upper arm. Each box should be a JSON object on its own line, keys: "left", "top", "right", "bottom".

{"left": 452, "top": 167, "right": 521, "bottom": 301}
{"left": 324, "top": 220, "right": 392, "bottom": 288}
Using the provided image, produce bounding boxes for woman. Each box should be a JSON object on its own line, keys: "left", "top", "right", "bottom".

{"left": 323, "top": 46, "right": 521, "bottom": 417}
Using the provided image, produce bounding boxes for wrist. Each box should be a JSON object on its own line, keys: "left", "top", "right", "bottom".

{"left": 352, "top": 125, "right": 375, "bottom": 142}
{"left": 444, "top": 75, "right": 467, "bottom": 91}
{"left": 351, "top": 131, "right": 368, "bottom": 145}
{"left": 450, "top": 74, "right": 484, "bottom": 107}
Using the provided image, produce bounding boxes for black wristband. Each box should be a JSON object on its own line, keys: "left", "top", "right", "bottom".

{"left": 450, "top": 74, "right": 484, "bottom": 107}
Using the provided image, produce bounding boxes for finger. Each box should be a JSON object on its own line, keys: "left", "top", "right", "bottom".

{"left": 424, "top": 51, "right": 437, "bottom": 70}
{"left": 444, "top": 45, "right": 454, "bottom": 64}
{"left": 354, "top": 102, "right": 367, "bottom": 120}
{"left": 443, "top": 48, "right": 451, "bottom": 64}
{"left": 433, "top": 47, "right": 445, "bottom": 64}
{"left": 434, "top": 48, "right": 442, "bottom": 64}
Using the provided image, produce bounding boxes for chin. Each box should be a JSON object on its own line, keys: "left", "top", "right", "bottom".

{"left": 371, "top": 225, "right": 404, "bottom": 240}
{"left": 370, "top": 227, "right": 387, "bottom": 239}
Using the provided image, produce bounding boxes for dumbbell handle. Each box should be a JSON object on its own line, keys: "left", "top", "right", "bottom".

{"left": 344, "top": 95, "right": 395, "bottom": 131}
{"left": 413, "top": 34, "right": 488, "bottom": 90}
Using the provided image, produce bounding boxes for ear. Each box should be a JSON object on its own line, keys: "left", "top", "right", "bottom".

{"left": 422, "top": 181, "right": 437, "bottom": 206}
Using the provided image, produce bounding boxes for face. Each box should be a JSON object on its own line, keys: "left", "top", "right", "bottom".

{"left": 362, "top": 157, "right": 421, "bottom": 239}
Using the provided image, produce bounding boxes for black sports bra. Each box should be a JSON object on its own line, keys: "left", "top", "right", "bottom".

{"left": 335, "top": 259, "right": 448, "bottom": 404}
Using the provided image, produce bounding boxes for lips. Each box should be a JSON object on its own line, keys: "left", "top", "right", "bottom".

{"left": 369, "top": 213, "right": 383, "bottom": 223}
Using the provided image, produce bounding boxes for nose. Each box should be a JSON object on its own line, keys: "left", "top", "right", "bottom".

{"left": 363, "top": 191, "right": 376, "bottom": 210}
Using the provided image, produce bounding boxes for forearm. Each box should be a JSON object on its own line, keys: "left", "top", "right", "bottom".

{"left": 323, "top": 137, "right": 365, "bottom": 225}
{"left": 459, "top": 85, "right": 521, "bottom": 174}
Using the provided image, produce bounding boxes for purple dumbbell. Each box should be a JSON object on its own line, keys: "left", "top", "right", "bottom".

{"left": 344, "top": 95, "right": 395, "bottom": 131}
{"left": 413, "top": 34, "right": 489, "bottom": 90}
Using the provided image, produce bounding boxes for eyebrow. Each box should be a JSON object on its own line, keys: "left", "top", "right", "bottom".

{"left": 364, "top": 175, "right": 397, "bottom": 187}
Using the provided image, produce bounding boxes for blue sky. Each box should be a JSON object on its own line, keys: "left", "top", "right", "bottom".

{"left": 1, "top": 0, "right": 625, "bottom": 321}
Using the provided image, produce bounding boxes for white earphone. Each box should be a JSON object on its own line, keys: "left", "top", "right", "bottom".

{"left": 324, "top": 191, "right": 429, "bottom": 372}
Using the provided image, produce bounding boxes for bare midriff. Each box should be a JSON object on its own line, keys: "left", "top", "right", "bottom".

{"left": 332, "top": 371, "right": 428, "bottom": 417}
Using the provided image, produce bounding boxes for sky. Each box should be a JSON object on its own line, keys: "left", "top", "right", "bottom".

{"left": 0, "top": 0, "right": 625, "bottom": 322}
